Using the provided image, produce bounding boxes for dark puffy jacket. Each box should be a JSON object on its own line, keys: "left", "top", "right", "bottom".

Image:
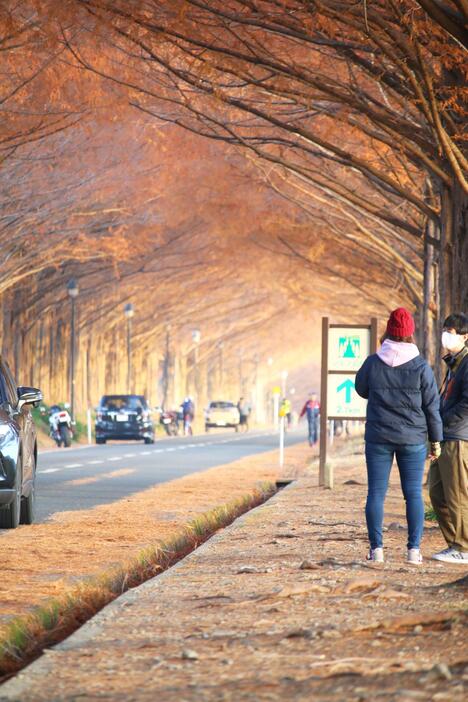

{"left": 355, "top": 354, "right": 443, "bottom": 444}
{"left": 441, "top": 351, "right": 468, "bottom": 441}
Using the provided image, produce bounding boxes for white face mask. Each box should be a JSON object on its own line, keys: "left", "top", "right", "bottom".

{"left": 441, "top": 331, "right": 465, "bottom": 352}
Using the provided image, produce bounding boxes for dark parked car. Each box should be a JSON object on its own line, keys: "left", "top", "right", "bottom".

{"left": 95, "top": 394, "right": 155, "bottom": 444}
{"left": 0, "top": 358, "right": 42, "bottom": 529}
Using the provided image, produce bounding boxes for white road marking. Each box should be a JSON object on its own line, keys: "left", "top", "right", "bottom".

{"left": 38, "top": 432, "right": 277, "bottom": 475}
{"left": 39, "top": 445, "right": 95, "bottom": 456}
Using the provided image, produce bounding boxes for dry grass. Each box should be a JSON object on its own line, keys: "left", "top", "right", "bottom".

{"left": 0, "top": 442, "right": 312, "bottom": 625}
{"left": 0, "top": 485, "right": 275, "bottom": 679}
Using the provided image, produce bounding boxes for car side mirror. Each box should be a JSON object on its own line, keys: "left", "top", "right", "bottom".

{"left": 17, "top": 386, "right": 43, "bottom": 410}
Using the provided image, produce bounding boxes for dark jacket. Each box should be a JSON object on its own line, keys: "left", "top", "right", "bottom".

{"left": 355, "top": 354, "right": 443, "bottom": 445}
{"left": 440, "top": 349, "right": 468, "bottom": 441}
{"left": 300, "top": 400, "right": 320, "bottom": 420}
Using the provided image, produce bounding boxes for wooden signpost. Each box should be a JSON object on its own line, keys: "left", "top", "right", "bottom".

{"left": 319, "top": 317, "right": 378, "bottom": 488}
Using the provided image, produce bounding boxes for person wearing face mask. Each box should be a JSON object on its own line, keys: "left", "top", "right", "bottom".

{"left": 355, "top": 308, "right": 443, "bottom": 565}
{"left": 429, "top": 312, "right": 468, "bottom": 564}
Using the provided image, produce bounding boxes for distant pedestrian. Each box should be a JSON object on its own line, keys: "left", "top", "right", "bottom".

{"left": 300, "top": 392, "right": 320, "bottom": 446}
{"left": 429, "top": 312, "right": 468, "bottom": 564}
{"left": 237, "top": 397, "right": 251, "bottom": 432}
{"left": 279, "top": 397, "right": 292, "bottom": 429}
{"left": 355, "top": 307, "right": 443, "bottom": 565}
{"left": 182, "top": 396, "right": 195, "bottom": 436}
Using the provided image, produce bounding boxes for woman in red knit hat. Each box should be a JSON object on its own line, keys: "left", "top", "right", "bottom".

{"left": 355, "top": 308, "right": 443, "bottom": 564}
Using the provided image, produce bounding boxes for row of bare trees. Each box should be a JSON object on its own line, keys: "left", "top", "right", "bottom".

{"left": 0, "top": 1, "right": 466, "bottom": 415}
{"left": 66, "top": 0, "right": 466, "bottom": 358}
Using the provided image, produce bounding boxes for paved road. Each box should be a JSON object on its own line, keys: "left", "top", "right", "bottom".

{"left": 35, "top": 429, "right": 305, "bottom": 522}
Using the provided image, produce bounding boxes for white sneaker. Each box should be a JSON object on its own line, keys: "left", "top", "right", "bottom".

{"left": 407, "top": 548, "right": 423, "bottom": 564}
{"left": 431, "top": 546, "right": 453, "bottom": 560}
{"left": 431, "top": 546, "right": 454, "bottom": 561}
{"left": 366, "top": 547, "right": 384, "bottom": 563}
{"left": 432, "top": 548, "right": 468, "bottom": 564}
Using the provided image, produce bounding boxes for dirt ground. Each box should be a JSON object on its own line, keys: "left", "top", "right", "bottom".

{"left": 0, "top": 436, "right": 466, "bottom": 701}
{"left": 0, "top": 441, "right": 310, "bottom": 636}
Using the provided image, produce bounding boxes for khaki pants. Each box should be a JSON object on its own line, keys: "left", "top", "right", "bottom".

{"left": 428, "top": 440, "right": 468, "bottom": 552}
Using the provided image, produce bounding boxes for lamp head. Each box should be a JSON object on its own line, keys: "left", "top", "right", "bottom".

{"left": 124, "top": 303, "right": 135, "bottom": 319}
{"left": 67, "top": 278, "right": 79, "bottom": 298}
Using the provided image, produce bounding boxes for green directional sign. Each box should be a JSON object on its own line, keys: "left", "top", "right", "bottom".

{"left": 320, "top": 318, "right": 378, "bottom": 489}
{"left": 327, "top": 373, "right": 367, "bottom": 417}
{"left": 328, "top": 327, "right": 370, "bottom": 371}
{"left": 339, "top": 336, "right": 361, "bottom": 359}
{"left": 337, "top": 377, "right": 354, "bottom": 403}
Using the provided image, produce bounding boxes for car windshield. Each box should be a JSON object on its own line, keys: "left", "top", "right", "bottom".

{"left": 101, "top": 395, "right": 147, "bottom": 411}
{"left": 209, "top": 401, "right": 235, "bottom": 409}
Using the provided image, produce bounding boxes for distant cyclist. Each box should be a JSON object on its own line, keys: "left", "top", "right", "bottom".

{"left": 182, "top": 397, "right": 195, "bottom": 436}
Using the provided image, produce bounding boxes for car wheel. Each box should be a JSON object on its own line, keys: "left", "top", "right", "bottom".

{"left": 96, "top": 438, "right": 106, "bottom": 445}
{"left": 20, "top": 486, "right": 35, "bottom": 525}
{"left": 144, "top": 437, "right": 154, "bottom": 444}
{"left": 0, "top": 460, "right": 21, "bottom": 529}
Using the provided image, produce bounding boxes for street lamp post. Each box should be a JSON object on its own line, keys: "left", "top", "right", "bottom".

{"left": 279, "top": 370, "right": 289, "bottom": 467}
{"left": 124, "top": 303, "right": 134, "bottom": 394}
{"left": 67, "top": 278, "right": 79, "bottom": 422}
{"left": 218, "top": 341, "right": 224, "bottom": 394}
{"left": 253, "top": 353, "right": 260, "bottom": 423}
{"left": 192, "top": 329, "right": 201, "bottom": 402}
{"left": 267, "top": 357, "right": 275, "bottom": 425}
{"left": 238, "top": 349, "right": 244, "bottom": 397}
{"left": 162, "top": 324, "right": 171, "bottom": 408}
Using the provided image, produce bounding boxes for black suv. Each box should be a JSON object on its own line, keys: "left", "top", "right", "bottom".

{"left": 0, "top": 358, "right": 42, "bottom": 529}
{"left": 95, "top": 395, "right": 155, "bottom": 444}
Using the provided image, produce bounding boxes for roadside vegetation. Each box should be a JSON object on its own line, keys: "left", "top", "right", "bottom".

{"left": 424, "top": 505, "right": 439, "bottom": 522}
{"left": 0, "top": 485, "right": 275, "bottom": 680}
{"left": 0, "top": 442, "right": 313, "bottom": 678}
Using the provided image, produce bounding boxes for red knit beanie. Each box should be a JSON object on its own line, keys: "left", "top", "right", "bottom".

{"left": 386, "top": 307, "right": 415, "bottom": 337}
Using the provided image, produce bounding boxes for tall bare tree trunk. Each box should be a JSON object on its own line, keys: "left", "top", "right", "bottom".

{"left": 452, "top": 183, "right": 468, "bottom": 311}
{"left": 422, "top": 218, "right": 437, "bottom": 364}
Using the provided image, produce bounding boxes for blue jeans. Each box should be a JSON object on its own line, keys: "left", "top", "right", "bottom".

{"left": 365, "top": 442, "right": 427, "bottom": 550}
{"left": 308, "top": 416, "right": 319, "bottom": 444}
